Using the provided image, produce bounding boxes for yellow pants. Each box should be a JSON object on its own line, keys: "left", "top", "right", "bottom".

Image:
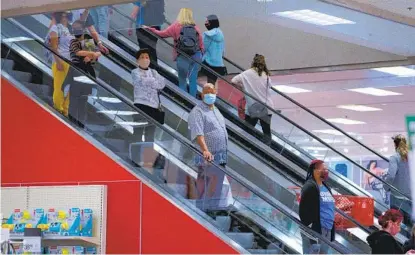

{"left": 52, "top": 61, "right": 70, "bottom": 116}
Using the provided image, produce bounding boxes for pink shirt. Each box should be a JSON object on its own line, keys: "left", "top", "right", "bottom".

{"left": 149, "top": 22, "right": 204, "bottom": 60}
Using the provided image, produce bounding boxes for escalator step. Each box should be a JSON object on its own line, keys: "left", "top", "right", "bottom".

{"left": 1, "top": 58, "right": 15, "bottom": 72}
{"left": 10, "top": 70, "right": 32, "bottom": 83}
{"left": 23, "top": 82, "right": 52, "bottom": 96}
{"left": 226, "top": 232, "right": 254, "bottom": 249}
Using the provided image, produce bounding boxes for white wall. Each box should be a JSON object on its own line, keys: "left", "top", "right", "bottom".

{"left": 164, "top": 0, "right": 406, "bottom": 70}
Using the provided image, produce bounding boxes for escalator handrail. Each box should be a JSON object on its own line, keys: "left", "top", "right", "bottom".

{"left": 3, "top": 24, "right": 350, "bottom": 254}
{"left": 107, "top": 8, "right": 411, "bottom": 201}
{"left": 110, "top": 6, "right": 389, "bottom": 163}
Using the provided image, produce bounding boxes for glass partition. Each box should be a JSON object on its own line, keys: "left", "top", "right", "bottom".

{"left": 1, "top": 31, "right": 353, "bottom": 254}
{"left": 100, "top": 5, "right": 411, "bottom": 207}
{"left": 5, "top": 7, "right": 412, "bottom": 240}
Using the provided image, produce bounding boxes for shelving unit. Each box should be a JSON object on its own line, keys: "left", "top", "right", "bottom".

{"left": 1, "top": 185, "right": 107, "bottom": 253}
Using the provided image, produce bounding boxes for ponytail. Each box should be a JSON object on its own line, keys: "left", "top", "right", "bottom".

{"left": 393, "top": 135, "right": 408, "bottom": 161}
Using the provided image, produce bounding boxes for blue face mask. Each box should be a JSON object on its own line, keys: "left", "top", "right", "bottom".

{"left": 203, "top": 93, "right": 216, "bottom": 105}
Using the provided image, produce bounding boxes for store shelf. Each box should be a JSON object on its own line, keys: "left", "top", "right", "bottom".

{"left": 10, "top": 235, "right": 100, "bottom": 246}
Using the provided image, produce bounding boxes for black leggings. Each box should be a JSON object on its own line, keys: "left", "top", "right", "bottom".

{"left": 245, "top": 114, "right": 272, "bottom": 145}
{"left": 133, "top": 103, "right": 164, "bottom": 142}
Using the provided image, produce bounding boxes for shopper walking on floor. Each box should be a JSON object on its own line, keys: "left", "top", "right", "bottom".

{"left": 231, "top": 54, "right": 274, "bottom": 145}
{"left": 68, "top": 20, "right": 101, "bottom": 128}
{"left": 129, "top": 0, "right": 165, "bottom": 64}
{"left": 299, "top": 159, "right": 335, "bottom": 254}
{"left": 367, "top": 209, "right": 405, "bottom": 254}
{"left": 202, "top": 14, "right": 226, "bottom": 87}
{"left": 188, "top": 83, "right": 228, "bottom": 210}
{"left": 144, "top": 8, "right": 204, "bottom": 98}
{"left": 387, "top": 135, "right": 413, "bottom": 229}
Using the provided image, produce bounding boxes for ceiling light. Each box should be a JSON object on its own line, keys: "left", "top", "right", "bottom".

{"left": 357, "top": 136, "right": 363, "bottom": 140}
{"left": 74, "top": 76, "right": 95, "bottom": 84}
{"left": 313, "top": 129, "right": 344, "bottom": 136}
{"left": 337, "top": 105, "right": 382, "bottom": 112}
{"left": 326, "top": 118, "right": 366, "bottom": 125}
{"left": 303, "top": 146, "right": 328, "bottom": 151}
{"left": 372, "top": 67, "right": 415, "bottom": 77}
{"left": 273, "top": 9, "right": 355, "bottom": 26}
{"left": 348, "top": 87, "right": 402, "bottom": 96}
{"left": 90, "top": 96, "right": 122, "bottom": 103}
{"left": 97, "top": 110, "right": 138, "bottom": 116}
{"left": 273, "top": 85, "right": 311, "bottom": 94}
{"left": 344, "top": 148, "right": 349, "bottom": 153}
{"left": 117, "top": 121, "right": 148, "bottom": 126}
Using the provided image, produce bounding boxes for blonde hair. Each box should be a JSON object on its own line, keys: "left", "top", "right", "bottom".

{"left": 393, "top": 135, "right": 408, "bottom": 161}
{"left": 176, "top": 8, "right": 195, "bottom": 25}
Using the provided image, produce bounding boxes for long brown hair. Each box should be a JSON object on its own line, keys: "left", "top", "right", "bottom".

{"left": 251, "top": 54, "right": 270, "bottom": 76}
{"left": 393, "top": 135, "right": 408, "bottom": 161}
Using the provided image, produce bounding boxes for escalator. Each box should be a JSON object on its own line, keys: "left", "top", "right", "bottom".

{"left": 3, "top": 9, "right": 412, "bottom": 248}
{"left": 108, "top": 4, "right": 414, "bottom": 236}
{"left": 1, "top": 23, "right": 352, "bottom": 255}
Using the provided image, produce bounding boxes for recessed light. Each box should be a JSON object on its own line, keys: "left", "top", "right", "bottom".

{"left": 273, "top": 85, "right": 311, "bottom": 94}
{"left": 344, "top": 148, "right": 349, "bottom": 153}
{"left": 98, "top": 110, "right": 138, "bottom": 116}
{"left": 372, "top": 67, "right": 415, "bottom": 77}
{"left": 273, "top": 9, "right": 355, "bottom": 26}
{"left": 90, "top": 96, "right": 122, "bottom": 103}
{"left": 326, "top": 118, "right": 366, "bottom": 125}
{"left": 313, "top": 129, "right": 344, "bottom": 136}
{"left": 74, "top": 76, "right": 95, "bottom": 84}
{"left": 337, "top": 105, "right": 382, "bottom": 112}
{"left": 117, "top": 121, "right": 148, "bottom": 126}
{"left": 304, "top": 146, "right": 329, "bottom": 151}
{"left": 348, "top": 87, "right": 402, "bottom": 96}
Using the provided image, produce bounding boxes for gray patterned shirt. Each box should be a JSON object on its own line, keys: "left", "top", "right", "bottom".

{"left": 188, "top": 102, "right": 228, "bottom": 164}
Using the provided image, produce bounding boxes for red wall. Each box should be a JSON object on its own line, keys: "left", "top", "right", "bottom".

{"left": 1, "top": 78, "right": 239, "bottom": 254}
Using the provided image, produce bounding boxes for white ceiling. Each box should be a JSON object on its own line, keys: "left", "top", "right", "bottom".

{"left": 267, "top": 65, "right": 415, "bottom": 160}
{"left": 350, "top": 0, "right": 415, "bottom": 19}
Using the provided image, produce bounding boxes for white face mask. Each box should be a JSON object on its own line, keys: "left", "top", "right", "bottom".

{"left": 138, "top": 58, "right": 150, "bottom": 69}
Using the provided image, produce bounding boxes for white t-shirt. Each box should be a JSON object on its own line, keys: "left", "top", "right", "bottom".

{"left": 49, "top": 24, "right": 74, "bottom": 61}
{"left": 231, "top": 68, "right": 275, "bottom": 114}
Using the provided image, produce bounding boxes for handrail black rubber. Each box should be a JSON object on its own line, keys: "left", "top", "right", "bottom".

{"left": 2, "top": 20, "right": 351, "bottom": 254}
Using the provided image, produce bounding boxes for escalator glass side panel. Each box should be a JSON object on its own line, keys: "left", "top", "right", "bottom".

{"left": 1, "top": 32, "right": 351, "bottom": 254}
{"left": 106, "top": 4, "right": 412, "bottom": 205}
{"left": 104, "top": 5, "right": 411, "bottom": 205}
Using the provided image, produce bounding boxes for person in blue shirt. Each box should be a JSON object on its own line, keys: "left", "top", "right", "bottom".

{"left": 299, "top": 159, "right": 335, "bottom": 254}
{"left": 202, "top": 15, "right": 226, "bottom": 86}
{"left": 129, "top": 0, "right": 165, "bottom": 65}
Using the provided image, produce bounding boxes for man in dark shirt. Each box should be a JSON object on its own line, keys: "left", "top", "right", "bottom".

{"left": 68, "top": 20, "right": 101, "bottom": 128}
{"left": 129, "top": 0, "right": 165, "bottom": 64}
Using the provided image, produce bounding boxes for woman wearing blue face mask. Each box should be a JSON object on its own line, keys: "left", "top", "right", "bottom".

{"left": 187, "top": 83, "right": 228, "bottom": 210}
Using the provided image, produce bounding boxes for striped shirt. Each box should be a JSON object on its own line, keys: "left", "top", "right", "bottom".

{"left": 69, "top": 39, "right": 83, "bottom": 64}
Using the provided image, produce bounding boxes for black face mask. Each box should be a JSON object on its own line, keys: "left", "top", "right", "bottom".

{"left": 205, "top": 23, "right": 213, "bottom": 30}
{"left": 73, "top": 29, "right": 84, "bottom": 38}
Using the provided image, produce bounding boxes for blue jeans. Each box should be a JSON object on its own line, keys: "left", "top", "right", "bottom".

{"left": 302, "top": 227, "right": 331, "bottom": 254}
{"left": 89, "top": 6, "right": 109, "bottom": 38}
{"left": 176, "top": 52, "right": 202, "bottom": 98}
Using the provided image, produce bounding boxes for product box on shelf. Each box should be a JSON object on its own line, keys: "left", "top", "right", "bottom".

{"left": 2, "top": 209, "right": 46, "bottom": 236}
{"left": 46, "top": 246, "right": 84, "bottom": 254}
{"left": 85, "top": 247, "right": 97, "bottom": 254}
{"left": 44, "top": 208, "right": 81, "bottom": 236}
{"left": 12, "top": 243, "right": 45, "bottom": 254}
{"left": 80, "top": 209, "right": 93, "bottom": 237}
